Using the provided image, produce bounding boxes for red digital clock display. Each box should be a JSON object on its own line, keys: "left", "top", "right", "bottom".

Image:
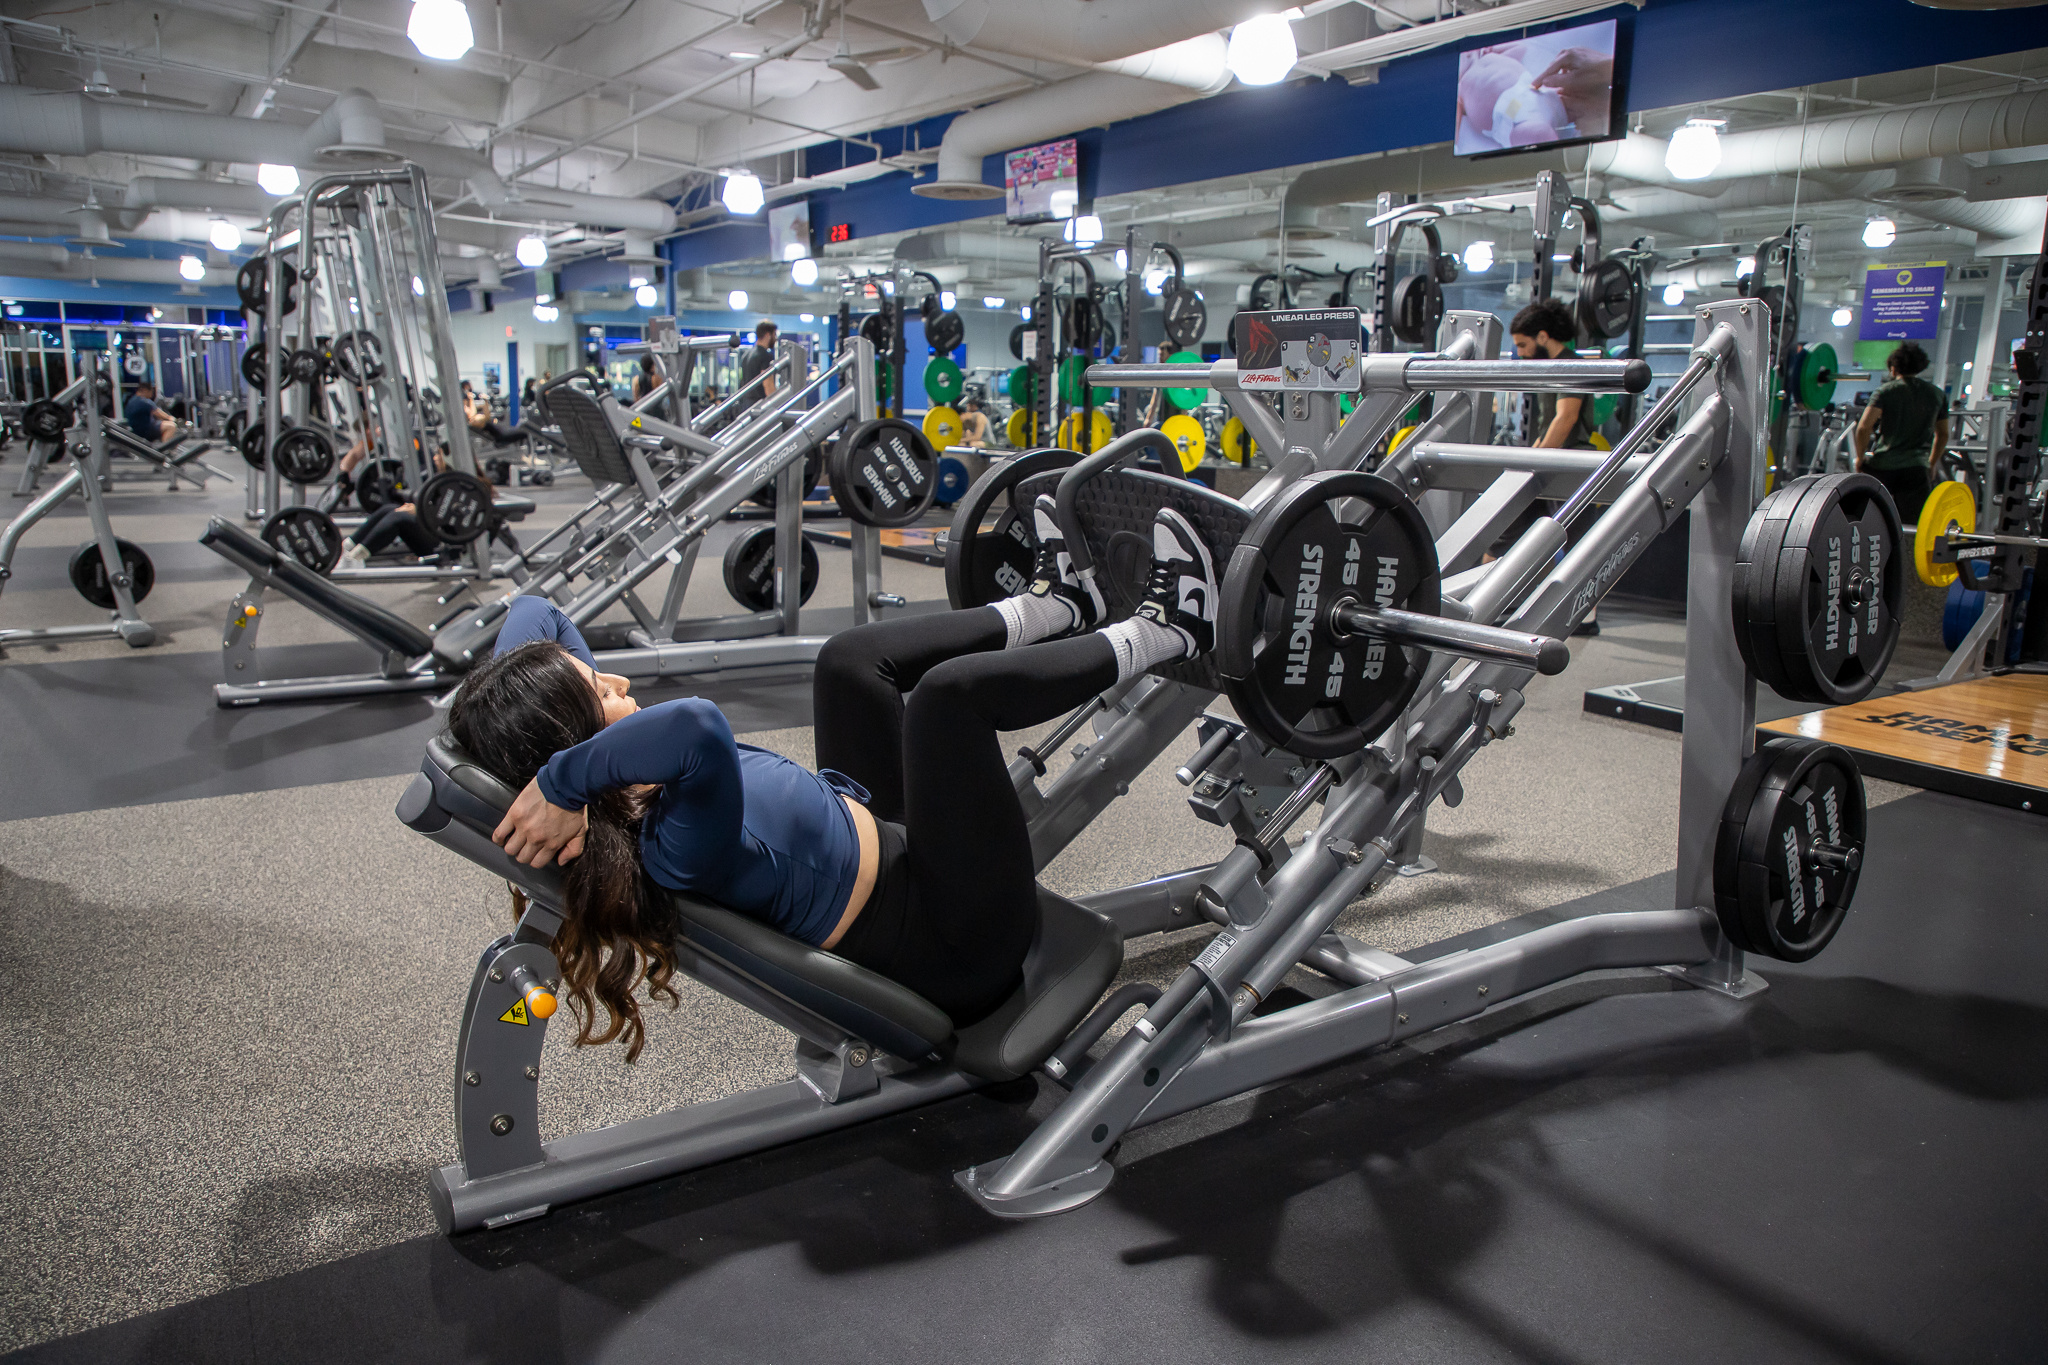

{"left": 826, "top": 223, "right": 852, "bottom": 244}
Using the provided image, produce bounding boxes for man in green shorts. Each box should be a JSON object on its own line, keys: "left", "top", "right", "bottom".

{"left": 1853, "top": 341, "right": 1951, "bottom": 522}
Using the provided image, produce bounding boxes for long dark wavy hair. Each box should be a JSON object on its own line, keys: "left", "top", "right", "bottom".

{"left": 449, "top": 641, "right": 678, "bottom": 1062}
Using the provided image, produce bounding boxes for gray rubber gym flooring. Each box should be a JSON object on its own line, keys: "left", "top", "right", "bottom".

{"left": 2, "top": 461, "right": 2039, "bottom": 1361}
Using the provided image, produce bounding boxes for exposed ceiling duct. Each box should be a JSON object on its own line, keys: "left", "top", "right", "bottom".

{"left": 915, "top": 36, "right": 1233, "bottom": 198}
{"left": 919, "top": 0, "right": 1287, "bottom": 66}
{"left": 0, "top": 83, "right": 677, "bottom": 237}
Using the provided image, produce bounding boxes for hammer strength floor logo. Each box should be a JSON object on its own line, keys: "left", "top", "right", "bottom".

{"left": 1855, "top": 710, "right": 2048, "bottom": 757}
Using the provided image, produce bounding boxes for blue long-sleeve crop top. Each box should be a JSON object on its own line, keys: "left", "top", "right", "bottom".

{"left": 535, "top": 698, "right": 867, "bottom": 946}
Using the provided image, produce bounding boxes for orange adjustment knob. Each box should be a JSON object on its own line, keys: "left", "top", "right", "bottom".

{"left": 508, "top": 964, "right": 557, "bottom": 1019}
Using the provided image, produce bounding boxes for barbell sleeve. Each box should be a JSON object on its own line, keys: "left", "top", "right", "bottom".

{"left": 1333, "top": 602, "right": 1570, "bottom": 676}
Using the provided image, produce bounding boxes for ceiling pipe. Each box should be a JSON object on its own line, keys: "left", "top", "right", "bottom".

{"left": 915, "top": 36, "right": 1232, "bottom": 198}
{"left": 0, "top": 84, "right": 676, "bottom": 235}
{"left": 920, "top": 0, "right": 1288, "bottom": 66}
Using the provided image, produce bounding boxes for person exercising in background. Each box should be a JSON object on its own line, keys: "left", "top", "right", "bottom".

{"left": 1854, "top": 342, "right": 1951, "bottom": 520}
{"left": 457, "top": 497, "right": 1222, "bottom": 1060}
{"left": 1508, "top": 298, "right": 1601, "bottom": 634}
{"left": 960, "top": 397, "right": 991, "bottom": 448}
{"left": 1511, "top": 299, "right": 1596, "bottom": 451}
{"left": 736, "top": 321, "right": 779, "bottom": 410}
{"left": 632, "top": 355, "right": 658, "bottom": 403}
{"left": 123, "top": 380, "right": 186, "bottom": 446}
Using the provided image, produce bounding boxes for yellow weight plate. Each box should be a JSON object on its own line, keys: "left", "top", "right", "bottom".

{"left": 1005, "top": 408, "right": 1041, "bottom": 449}
{"left": 1161, "top": 413, "right": 1206, "bottom": 471}
{"left": 1056, "top": 409, "right": 1113, "bottom": 453}
{"left": 1219, "top": 415, "right": 1253, "bottom": 465}
{"left": 1913, "top": 478, "right": 1976, "bottom": 587}
{"left": 1388, "top": 424, "right": 1416, "bottom": 454}
{"left": 922, "top": 405, "right": 963, "bottom": 447}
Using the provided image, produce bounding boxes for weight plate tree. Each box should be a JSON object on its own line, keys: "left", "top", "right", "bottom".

{"left": 944, "top": 448, "right": 1082, "bottom": 610}
{"left": 721, "top": 524, "right": 820, "bottom": 611}
{"left": 1913, "top": 478, "right": 1976, "bottom": 587}
{"left": 1215, "top": 470, "right": 1442, "bottom": 759}
{"left": 828, "top": 419, "right": 938, "bottom": 528}
{"left": 261, "top": 507, "right": 346, "bottom": 574}
{"left": 1713, "top": 737, "right": 1866, "bottom": 962}
{"left": 415, "top": 470, "right": 495, "bottom": 544}
{"left": 1732, "top": 472, "right": 1903, "bottom": 705}
{"left": 67, "top": 539, "right": 155, "bottom": 609}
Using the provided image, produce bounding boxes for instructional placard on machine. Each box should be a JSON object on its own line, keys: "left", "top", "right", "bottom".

{"left": 1232, "top": 307, "right": 1363, "bottom": 391}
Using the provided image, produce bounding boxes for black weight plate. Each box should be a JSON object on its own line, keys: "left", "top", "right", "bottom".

{"left": 225, "top": 409, "right": 246, "bottom": 444}
{"left": 829, "top": 417, "right": 938, "bottom": 529}
{"left": 241, "top": 343, "right": 270, "bottom": 392}
{"left": 261, "top": 507, "right": 344, "bottom": 574}
{"left": 289, "top": 348, "right": 325, "bottom": 385}
{"left": 859, "top": 312, "right": 893, "bottom": 351}
{"left": 1715, "top": 738, "right": 1865, "bottom": 962}
{"left": 236, "top": 257, "right": 267, "bottom": 313}
{"left": 926, "top": 310, "right": 966, "bottom": 355}
{"left": 1217, "top": 470, "right": 1440, "bottom": 760}
{"left": 1009, "top": 323, "right": 1029, "bottom": 361}
{"left": 721, "top": 523, "right": 820, "bottom": 612}
{"left": 1390, "top": 273, "right": 1442, "bottom": 346}
{"left": 271, "top": 425, "right": 337, "bottom": 484}
{"left": 944, "top": 448, "right": 1082, "bottom": 610}
{"left": 238, "top": 418, "right": 268, "bottom": 470}
{"left": 1067, "top": 295, "right": 1101, "bottom": 350}
{"left": 23, "top": 399, "right": 68, "bottom": 442}
{"left": 1162, "top": 285, "right": 1207, "bottom": 351}
{"left": 1737, "top": 473, "right": 1902, "bottom": 705}
{"left": 333, "top": 330, "right": 386, "bottom": 384}
{"left": 415, "top": 469, "right": 494, "bottom": 544}
{"left": 1578, "top": 256, "right": 1638, "bottom": 341}
{"left": 67, "top": 538, "right": 154, "bottom": 609}
{"left": 750, "top": 445, "right": 826, "bottom": 509}
{"left": 356, "top": 457, "right": 407, "bottom": 512}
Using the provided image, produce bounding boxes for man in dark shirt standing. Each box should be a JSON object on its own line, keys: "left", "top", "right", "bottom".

{"left": 1510, "top": 299, "right": 1597, "bottom": 450}
{"left": 1854, "top": 341, "right": 1951, "bottom": 522}
{"left": 736, "top": 321, "right": 778, "bottom": 409}
{"left": 123, "top": 380, "right": 184, "bottom": 445}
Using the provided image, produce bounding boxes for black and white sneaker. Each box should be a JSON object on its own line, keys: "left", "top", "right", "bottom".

{"left": 1028, "top": 494, "right": 1105, "bottom": 635}
{"left": 1135, "top": 507, "right": 1217, "bottom": 658}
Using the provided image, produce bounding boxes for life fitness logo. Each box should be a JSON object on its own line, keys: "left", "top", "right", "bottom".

{"left": 1897, "top": 269, "right": 1914, "bottom": 285}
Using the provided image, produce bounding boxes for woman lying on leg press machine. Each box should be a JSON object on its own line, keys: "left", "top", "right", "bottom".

{"left": 449, "top": 498, "right": 1220, "bottom": 1059}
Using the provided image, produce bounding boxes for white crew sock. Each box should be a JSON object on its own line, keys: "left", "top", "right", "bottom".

{"left": 1099, "top": 615, "right": 1189, "bottom": 679}
{"left": 993, "top": 590, "right": 1079, "bottom": 648}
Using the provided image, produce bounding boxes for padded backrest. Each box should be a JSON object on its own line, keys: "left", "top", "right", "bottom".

{"left": 200, "top": 518, "right": 434, "bottom": 659}
{"left": 950, "top": 890, "right": 1122, "bottom": 1082}
{"left": 412, "top": 734, "right": 957, "bottom": 1063}
{"left": 538, "top": 381, "right": 638, "bottom": 488}
{"left": 1014, "top": 468, "right": 1252, "bottom": 693}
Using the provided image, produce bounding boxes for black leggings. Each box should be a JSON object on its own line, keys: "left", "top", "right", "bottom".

{"left": 816, "top": 609, "right": 1119, "bottom": 1023}
{"left": 353, "top": 504, "right": 438, "bottom": 557}
{"left": 1868, "top": 464, "right": 1932, "bottom": 523}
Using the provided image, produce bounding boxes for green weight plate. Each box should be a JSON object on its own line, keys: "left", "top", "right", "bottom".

{"left": 1163, "top": 351, "right": 1207, "bottom": 411}
{"left": 1056, "top": 355, "right": 1111, "bottom": 408}
{"left": 1590, "top": 392, "right": 1618, "bottom": 428}
{"left": 875, "top": 359, "right": 892, "bottom": 398}
{"left": 1799, "top": 343, "right": 1839, "bottom": 410}
{"left": 1008, "top": 364, "right": 1037, "bottom": 410}
{"left": 924, "top": 356, "right": 965, "bottom": 405}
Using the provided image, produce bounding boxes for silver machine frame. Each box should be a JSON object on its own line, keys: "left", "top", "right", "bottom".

{"left": 0, "top": 351, "right": 158, "bottom": 653}
{"left": 406, "top": 300, "right": 1779, "bottom": 1233}
{"left": 204, "top": 322, "right": 896, "bottom": 705}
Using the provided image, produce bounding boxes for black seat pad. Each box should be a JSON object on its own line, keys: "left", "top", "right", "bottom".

{"left": 491, "top": 493, "right": 537, "bottom": 521}
{"left": 202, "top": 517, "right": 434, "bottom": 658}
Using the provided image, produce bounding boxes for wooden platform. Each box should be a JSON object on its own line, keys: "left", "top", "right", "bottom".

{"left": 1760, "top": 672, "right": 2048, "bottom": 815}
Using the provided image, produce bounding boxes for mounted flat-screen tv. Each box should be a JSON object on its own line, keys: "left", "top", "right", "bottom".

{"left": 1005, "top": 137, "right": 1079, "bottom": 224}
{"left": 1455, "top": 18, "right": 1623, "bottom": 159}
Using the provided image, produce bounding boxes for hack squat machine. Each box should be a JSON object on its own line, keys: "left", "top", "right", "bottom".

{"left": 402, "top": 294, "right": 1906, "bottom": 1231}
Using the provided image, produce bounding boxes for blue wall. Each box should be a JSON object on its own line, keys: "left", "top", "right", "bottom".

{"left": 696, "top": 0, "right": 2048, "bottom": 266}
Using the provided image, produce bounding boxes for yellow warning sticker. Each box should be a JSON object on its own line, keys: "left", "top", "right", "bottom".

{"left": 630, "top": 417, "right": 642, "bottom": 429}
{"left": 499, "top": 999, "right": 530, "bottom": 1026}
